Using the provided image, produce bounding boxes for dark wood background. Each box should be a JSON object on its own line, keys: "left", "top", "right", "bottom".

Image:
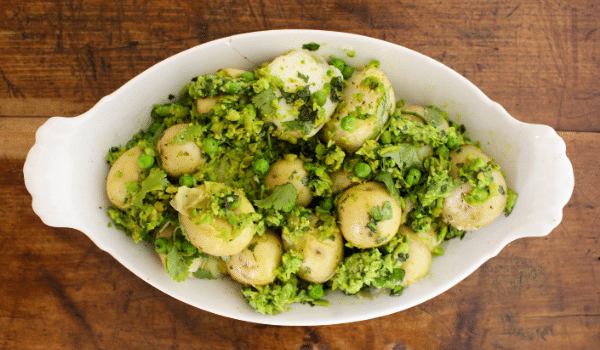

{"left": 1, "top": 0, "right": 598, "bottom": 349}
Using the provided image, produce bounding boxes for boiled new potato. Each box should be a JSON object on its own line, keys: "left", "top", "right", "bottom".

{"left": 157, "top": 123, "right": 205, "bottom": 177}
{"left": 106, "top": 146, "right": 143, "bottom": 210}
{"left": 401, "top": 232, "right": 432, "bottom": 286}
{"left": 283, "top": 215, "right": 344, "bottom": 283}
{"left": 227, "top": 231, "right": 283, "bottom": 286}
{"left": 171, "top": 182, "right": 256, "bottom": 256}
{"left": 259, "top": 50, "right": 343, "bottom": 142}
{"left": 337, "top": 182, "right": 402, "bottom": 248}
{"left": 397, "top": 224, "right": 441, "bottom": 252}
{"left": 401, "top": 105, "right": 450, "bottom": 130}
{"left": 442, "top": 145, "right": 508, "bottom": 230}
{"left": 263, "top": 155, "right": 313, "bottom": 207}
{"left": 322, "top": 64, "right": 395, "bottom": 152}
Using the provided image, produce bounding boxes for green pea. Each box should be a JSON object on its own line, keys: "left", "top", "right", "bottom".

{"left": 148, "top": 121, "right": 162, "bottom": 134}
{"left": 380, "top": 131, "right": 392, "bottom": 145}
{"left": 241, "top": 72, "right": 255, "bottom": 81}
{"left": 447, "top": 135, "right": 462, "bottom": 149}
{"left": 319, "top": 197, "right": 333, "bottom": 211}
{"left": 435, "top": 145, "right": 449, "bottom": 159}
{"left": 137, "top": 153, "right": 155, "bottom": 170}
{"left": 329, "top": 58, "right": 345, "bottom": 72}
{"left": 179, "top": 174, "right": 195, "bottom": 188}
{"left": 154, "top": 237, "right": 172, "bottom": 255}
{"left": 203, "top": 137, "right": 218, "bottom": 155}
{"left": 354, "top": 162, "right": 372, "bottom": 178}
{"left": 180, "top": 240, "right": 197, "bottom": 256}
{"left": 341, "top": 115, "right": 358, "bottom": 132}
{"left": 342, "top": 66, "right": 354, "bottom": 80}
{"left": 406, "top": 168, "right": 421, "bottom": 186}
{"left": 313, "top": 89, "right": 328, "bottom": 106}
{"left": 253, "top": 158, "right": 269, "bottom": 176}
{"left": 126, "top": 140, "right": 137, "bottom": 149}
{"left": 308, "top": 284, "right": 324, "bottom": 300}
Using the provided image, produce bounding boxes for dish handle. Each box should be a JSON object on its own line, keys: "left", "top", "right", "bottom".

{"left": 24, "top": 116, "right": 85, "bottom": 230}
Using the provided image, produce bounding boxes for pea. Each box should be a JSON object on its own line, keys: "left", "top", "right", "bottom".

{"left": 179, "top": 174, "right": 195, "bottom": 187}
{"left": 406, "top": 168, "right": 421, "bottom": 186}
{"left": 354, "top": 162, "right": 372, "bottom": 178}
{"left": 148, "top": 121, "right": 162, "bottom": 134}
{"left": 137, "top": 153, "right": 155, "bottom": 170}
{"left": 253, "top": 158, "right": 269, "bottom": 176}
{"left": 308, "top": 284, "right": 324, "bottom": 300}
{"left": 329, "top": 58, "right": 345, "bottom": 72}
{"left": 241, "top": 72, "right": 255, "bottom": 81}
{"left": 154, "top": 237, "right": 172, "bottom": 255}
{"left": 342, "top": 66, "right": 354, "bottom": 80}
{"left": 447, "top": 135, "right": 462, "bottom": 149}
{"left": 203, "top": 137, "right": 219, "bottom": 155}
{"left": 435, "top": 145, "right": 449, "bottom": 159}
{"left": 341, "top": 115, "right": 357, "bottom": 132}
{"left": 313, "top": 89, "right": 328, "bottom": 106}
{"left": 319, "top": 197, "right": 333, "bottom": 211}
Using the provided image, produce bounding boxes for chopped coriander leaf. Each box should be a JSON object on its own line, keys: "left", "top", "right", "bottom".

{"left": 254, "top": 183, "right": 298, "bottom": 212}
{"left": 302, "top": 42, "right": 320, "bottom": 51}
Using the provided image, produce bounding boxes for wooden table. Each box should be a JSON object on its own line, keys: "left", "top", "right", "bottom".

{"left": 1, "top": 1, "right": 598, "bottom": 349}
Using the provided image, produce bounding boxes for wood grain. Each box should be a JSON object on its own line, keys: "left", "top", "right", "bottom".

{"left": 1, "top": 0, "right": 598, "bottom": 349}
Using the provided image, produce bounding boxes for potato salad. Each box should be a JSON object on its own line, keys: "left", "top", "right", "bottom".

{"left": 105, "top": 44, "right": 517, "bottom": 314}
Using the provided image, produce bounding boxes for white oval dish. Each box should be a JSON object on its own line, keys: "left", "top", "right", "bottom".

{"left": 23, "top": 30, "right": 574, "bottom": 326}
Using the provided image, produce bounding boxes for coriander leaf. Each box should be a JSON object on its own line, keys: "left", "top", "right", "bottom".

{"left": 131, "top": 168, "right": 170, "bottom": 208}
{"left": 193, "top": 268, "right": 217, "bottom": 280}
{"left": 251, "top": 87, "right": 277, "bottom": 116}
{"left": 424, "top": 106, "right": 447, "bottom": 129}
{"left": 379, "top": 144, "right": 423, "bottom": 173}
{"left": 165, "top": 244, "right": 190, "bottom": 282}
{"left": 172, "top": 124, "right": 205, "bottom": 144}
{"left": 374, "top": 171, "right": 401, "bottom": 203}
{"left": 302, "top": 42, "right": 320, "bottom": 51}
{"left": 297, "top": 71, "right": 309, "bottom": 83}
{"left": 254, "top": 183, "right": 298, "bottom": 212}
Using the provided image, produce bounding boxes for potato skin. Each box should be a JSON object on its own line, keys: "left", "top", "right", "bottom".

{"left": 263, "top": 156, "right": 313, "bottom": 207}
{"left": 401, "top": 232, "right": 432, "bottom": 286}
{"left": 106, "top": 146, "right": 143, "bottom": 210}
{"left": 337, "top": 182, "right": 402, "bottom": 248}
{"left": 283, "top": 215, "right": 344, "bottom": 284}
{"left": 227, "top": 231, "right": 283, "bottom": 286}
{"left": 173, "top": 182, "right": 256, "bottom": 257}
{"left": 157, "top": 123, "right": 205, "bottom": 177}
{"left": 442, "top": 145, "right": 508, "bottom": 230}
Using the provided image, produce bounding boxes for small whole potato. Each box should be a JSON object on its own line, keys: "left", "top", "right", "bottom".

{"left": 442, "top": 145, "right": 508, "bottom": 230}
{"left": 322, "top": 65, "right": 395, "bottom": 152}
{"left": 401, "top": 232, "right": 433, "bottom": 286}
{"left": 106, "top": 146, "right": 143, "bottom": 210}
{"left": 263, "top": 155, "right": 313, "bottom": 207}
{"left": 337, "top": 182, "right": 402, "bottom": 248}
{"left": 329, "top": 169, "right": 358, "bottom": 194}
{"left": 227, "top": 231, "right": 283, "bottom": 286}
{"left": 171, "top": 182, "right": 256, "bottom": 257}
{"left": 283, "top": 215, "right": 344, "bottom": 284}
{"left": 157, "top": 123, "right": 205, "bottom": 177}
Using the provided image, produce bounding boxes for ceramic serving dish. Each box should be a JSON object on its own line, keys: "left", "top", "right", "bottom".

{"left": 24, "top": 30, "right": 574, "bottom": 326}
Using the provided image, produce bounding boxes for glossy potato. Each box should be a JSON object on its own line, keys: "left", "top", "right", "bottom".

{"left": 401, "top": 232, "right": 432, "bottom": 286}
{"left": 106, "top": 146, "right": 143, "bottom": 210}
{"left": 262, "top": 50, "right": 343, "bottom": 142}
{"left": 322, "top": 65, "right": 395, "bottom": 152}
{"left": 263, "top": 156, "right": 313, "bottom": 207}
{"left": 227, "top": 231, "right": 283, "bottom": 286}
{"left": 157, "top": 123, "right": 205, "bottom": 177}
{"left": 397, "top": 224, "right": 441, "bottom": 252}
{"left": 283, "top": 215, "right": 344, "bottom": 283}
{"left": 171, "top": 182, "right": 256, "bottom": 256}
{"left": 401, "top": 105, "right": 450, "bottom": 130}
{"left": 330, "top": 169, "right": 357, "bottom": 194}
{"left": 337, "top": 182, "right": 402, "bottom": 248}
{"left": 442, "top": 145, "right": 508, "bottom": 230}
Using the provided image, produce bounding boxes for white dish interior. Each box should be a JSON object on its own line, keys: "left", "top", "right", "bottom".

{"left": 24, "top": 30, "right": 574, "bottom": 326}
